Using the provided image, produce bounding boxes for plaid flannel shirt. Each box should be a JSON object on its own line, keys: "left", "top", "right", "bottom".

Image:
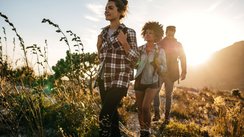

{"left": 97, "top": 24, "right": 139, "bottom": 90}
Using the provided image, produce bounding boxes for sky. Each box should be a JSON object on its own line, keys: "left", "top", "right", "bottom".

{"left": 1, "top": 0, "right": 244, "bottom": 73}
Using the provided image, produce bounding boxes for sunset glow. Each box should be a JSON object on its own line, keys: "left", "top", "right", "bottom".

{"left": 1, "top": 0, "right": 243, "bottom": 68}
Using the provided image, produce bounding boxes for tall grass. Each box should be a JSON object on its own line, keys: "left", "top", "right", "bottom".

{"left": 0, "top": 12, "right": 29, "bottom": 68}
{"left": 0, "top": 12, "right": 101, "bottom": 137}
{"left": 0, "top": 78, "right": 101, "bottom": 137}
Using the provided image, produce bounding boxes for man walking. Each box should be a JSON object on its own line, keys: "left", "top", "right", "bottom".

{"left": 156, "top": 26, "right": 187, "bottom": 124}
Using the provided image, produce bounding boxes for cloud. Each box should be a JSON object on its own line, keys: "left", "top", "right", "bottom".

{"left": 205, "top": 1, "right": 223, "bottom": 12}
{"left": 86, "top": 3, "right": 104, "bottom": 18}
{"left": 84, "top": 15, "right": 100, "bottom": 22}
{"left": 84, "top": 3, "right": 104, "bottom": 22}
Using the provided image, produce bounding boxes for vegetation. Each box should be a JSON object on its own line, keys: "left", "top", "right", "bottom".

{"left": 1, "top": 12, "right": 243, "bottom": 137}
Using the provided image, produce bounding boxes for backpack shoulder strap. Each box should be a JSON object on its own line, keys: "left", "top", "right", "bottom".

{"left": 154, "top": 44, "right": 159, "bottom": 58}
{"left": 152, "top": 44, "right": 160, "bottom": 75}
{"left": 122, "top": 27, "right": 128, "bottom": 34}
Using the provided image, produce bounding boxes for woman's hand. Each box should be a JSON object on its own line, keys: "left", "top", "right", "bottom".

{"left": 117, "top": 30, "right": 127, "bottom": 45}
{"left": 117, "top": 30, "right": 130, "bottom": 53}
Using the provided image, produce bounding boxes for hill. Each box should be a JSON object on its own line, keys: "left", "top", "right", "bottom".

{"left": 180, "top": 41, "right": 244, "bottom": 90}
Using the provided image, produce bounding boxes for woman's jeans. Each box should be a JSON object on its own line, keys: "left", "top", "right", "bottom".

{"left": 98, "top": 79, "right": 127, "bottom": 137}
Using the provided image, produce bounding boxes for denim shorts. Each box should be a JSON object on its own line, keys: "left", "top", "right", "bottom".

{"left": 134, "top": 74, "right": 159, "bottom": 92}
{"left": 134, "top": 82, "right": 159, "bottom": 92}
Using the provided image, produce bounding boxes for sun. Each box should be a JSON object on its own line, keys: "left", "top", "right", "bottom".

{"left": 185, "top": 49, "right": 213, "bottom": 66}
{"left": 173, "top": 13, "right": 232, "bottom": 67}
{"left": 183, "top": 38, "right": 215, "bottom": 66}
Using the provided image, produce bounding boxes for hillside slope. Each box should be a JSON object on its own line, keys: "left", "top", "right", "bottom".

{"left": 180, "top": 41, "right": 244, "bottom": 90}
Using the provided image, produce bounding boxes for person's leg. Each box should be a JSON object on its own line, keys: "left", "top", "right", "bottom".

{"left": 109, "top": 87, "right": 128, "bottom": 137}
{"left": 153, "top": 90, "right": 160, "bottom": 121}
{"left": 164, "top": 78, "right": 174, "bottom": 123}
{"left": 99, "top": 87, "right": 127, "bottom": 137}
{"left": 153, "top": 80, "right": 165, "bottom": 121}
{"left": 153, "top": 78, "right": 164, "bottom": 121}
{"left": 98, "top": 79, "right": 106, "bottom": 105}
{"left": 135, "top": 90, "right": 145, "bottom": 128}
{"left": 110, "top": 108, "right": 120, "bottom": 136}
{"left": 141, "top": 88, "right": 158, "bottom": 129}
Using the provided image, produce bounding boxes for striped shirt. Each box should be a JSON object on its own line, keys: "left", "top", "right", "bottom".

{"left": 97, "top": 24, "right": 139, "bottom": 90}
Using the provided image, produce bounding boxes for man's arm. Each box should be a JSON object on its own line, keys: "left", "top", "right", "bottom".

{"left": 178, "top": 43, "right": 187, "bottom": 80}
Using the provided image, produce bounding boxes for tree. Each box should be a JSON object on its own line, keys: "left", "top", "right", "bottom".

{"left": 51, "top": 51, "right": 99, "bottom": 94}
{"left": 80, "top": 52, "right": 99, "bottom": 94}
